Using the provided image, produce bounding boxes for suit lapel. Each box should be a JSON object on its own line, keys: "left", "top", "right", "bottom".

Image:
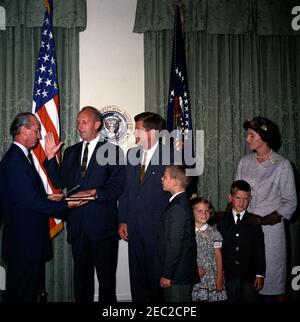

{"left": 70, "top": 142, "right": 83, "bottom": 183}
{"left": 84, "top": 141, "right": 102, "bottom": 180}
{"left": 12, "top": 145, "right": 45, "bottom": 192}
{"left": 227, "top": 212, "right": 236, "bottom": 228}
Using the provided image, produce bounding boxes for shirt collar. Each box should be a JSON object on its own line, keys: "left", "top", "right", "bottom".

{"left": 142, "top": 140, "right": 159, "bottom": 159}
{"left": 83, "top": 134, "right": 100, "bottom": 150}
{"left": 196, "top": 224, "right": 208, "bottom": 232}
{"left": 232, "top": 209, "right": 246, "bottom": 221}
{"left": 13, "top": 141, "right": 29, "bottom": 157}
{"left": 169, "top": 191, "right": 184, "bottom": 203}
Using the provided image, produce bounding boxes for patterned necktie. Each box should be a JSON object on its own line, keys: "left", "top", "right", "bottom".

{"left": 140, "top": 150, "right": 148, "bottom": 184}
{"left": 236, "top": 213, "right": 241, "bottom": 225}
{"left": 80, "top": 142, "right": 89, "bottom": 178}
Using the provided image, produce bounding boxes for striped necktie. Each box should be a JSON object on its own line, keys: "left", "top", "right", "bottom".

{"left": 80, "top": 142, "right": 89, "bottom": 178}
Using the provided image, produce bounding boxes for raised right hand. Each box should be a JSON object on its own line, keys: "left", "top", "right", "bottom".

{"left": 45, "top": 132, "right": 64, "bottom": 160}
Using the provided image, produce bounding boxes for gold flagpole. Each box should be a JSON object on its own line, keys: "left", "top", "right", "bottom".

{"left": 44, "top": 0, "right": 51, "bottom": 13}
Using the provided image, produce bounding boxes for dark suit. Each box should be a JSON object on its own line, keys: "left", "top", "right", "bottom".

{"left": 0, "top": 144, "right": 67, "bottom": 302}
{"left": 217, "top": 211, "right": 265, "bottom": 301}
{"left": 118, "top": 143, "right": 171, "bottom": 302}
{"left": 158, "top": 192, "right": 199, "bottom": 301}
{"left": 43, "top": 139, "right": 124, "bottom": 302}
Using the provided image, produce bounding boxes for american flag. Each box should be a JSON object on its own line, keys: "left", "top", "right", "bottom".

{"left": 167, "top": 5, "right": 198, "bottom": 197}
{"left": 166, "top": 4, "right": 193, "bottom": 163}
{"left": 31, "top": 0, "right": 63, "bottom": 238}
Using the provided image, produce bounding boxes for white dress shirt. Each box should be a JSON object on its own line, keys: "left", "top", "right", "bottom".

{"left": 80, "top": 134, "right": 100, "bottom": 168}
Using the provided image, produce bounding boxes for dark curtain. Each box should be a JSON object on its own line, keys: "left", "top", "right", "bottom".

{"left": 134, "top": 0, "right": 300, "bottom": 301}
{"left": 0, "top": 0, "right": 86, "bottom": 301}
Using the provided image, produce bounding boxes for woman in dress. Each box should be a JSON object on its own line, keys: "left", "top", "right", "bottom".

{"left": 236, "top": 116, "right": 297, "bottom": 302}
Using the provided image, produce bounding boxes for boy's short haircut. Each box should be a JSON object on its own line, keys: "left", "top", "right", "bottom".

{"left": 230, "top": 180, "right": 251, "bottom": 195}
{"left": 166, "top": 164, "right": 192, "bottom": 189}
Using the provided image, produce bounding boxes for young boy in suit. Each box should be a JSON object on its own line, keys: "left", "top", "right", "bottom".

{"left": 159, "top": 165, "right": 199, "bottom": 302}
{"left": 217, "top": 180, "right": 266, "bottom": 302}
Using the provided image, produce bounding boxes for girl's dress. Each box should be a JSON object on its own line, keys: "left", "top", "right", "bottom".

{"left": 192, "top": 224, "right": 227, "bottom": 302}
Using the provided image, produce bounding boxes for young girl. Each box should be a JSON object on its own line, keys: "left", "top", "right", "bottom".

{"left": 191, "top": 198, "right": 227, "bottom": 302}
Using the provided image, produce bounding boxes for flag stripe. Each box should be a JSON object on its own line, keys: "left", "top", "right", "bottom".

{"left": 45, "top": 99, "right": 60, "bottom": 130}
{"left": 37, "top": 105, "right": 60, "bottom": 142}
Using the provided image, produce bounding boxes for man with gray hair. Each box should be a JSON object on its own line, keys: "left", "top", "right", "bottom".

{"left": 0, "top": 112, "right": 81, "bottom": 302}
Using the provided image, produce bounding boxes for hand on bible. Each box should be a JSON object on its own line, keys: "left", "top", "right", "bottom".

{"left": 47, "top": 193, "right": 64, "bottom": 201}
{"left": 66, "top": 189, "right": 97, "bottom": 202}
{"left": 70, "top": 189, "right": 97, "bottom": 198}
{"left": 67, "top": 200, "right": 89, "bottom": 208}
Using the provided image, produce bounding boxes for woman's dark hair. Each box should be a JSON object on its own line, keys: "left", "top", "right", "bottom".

{"left": 243, "top": 116, "right": 282, "bottom": 151}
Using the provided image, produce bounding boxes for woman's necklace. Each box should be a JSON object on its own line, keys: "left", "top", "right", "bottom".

{"left": 255, "top": 149, "right": 272, "bottom": 162}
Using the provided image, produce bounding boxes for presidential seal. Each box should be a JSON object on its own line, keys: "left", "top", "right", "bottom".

{"left": 98, "top": 105, "right": 133, "bottom": 145}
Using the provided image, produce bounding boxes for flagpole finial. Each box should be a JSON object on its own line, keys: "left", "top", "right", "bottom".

{"left": 44, "top": 0, "right": 51, "bottom": 13}
{"left": 174, "top": 0, "right": 185, "bottom": 27}
{"left": 174, "top": 0, "right": 182, "bottom": 10}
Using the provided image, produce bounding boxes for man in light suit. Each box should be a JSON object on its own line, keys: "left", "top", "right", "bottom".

{"left": 43, "top": 106, "right": 125, "bottom": 302}
{"left": 118, "top": 112, "right": 172, "bottom": 302}
{"left": 0, "top": 112, "right": 80, "bottom": 302}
